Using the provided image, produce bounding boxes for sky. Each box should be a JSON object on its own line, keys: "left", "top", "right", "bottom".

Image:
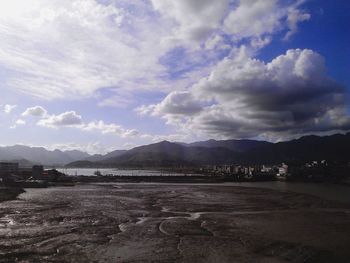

{"left": 0, "top": 0, "right": 349, "bottom": 154}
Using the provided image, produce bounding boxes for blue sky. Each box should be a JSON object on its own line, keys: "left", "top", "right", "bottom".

{"left": 0, "top": 0, "right": 349, "bottom": 153}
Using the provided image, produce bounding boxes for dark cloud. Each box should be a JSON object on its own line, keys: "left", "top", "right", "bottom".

{"left": 146, "top": 49, "right": 350, "bottom": 140}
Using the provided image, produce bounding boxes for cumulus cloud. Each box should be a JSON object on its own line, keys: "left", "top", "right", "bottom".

{"left": 22, "top": 106, "right": 48, "bottom": 117}
{"left": 22, "top": 105, "right": 145, "bottom": 139}
{"left": 137, "top": 91, "right": 203, "bottom": 117}
{"left": 2, "top": 104, "right": 17, "bottom": 114}
{"left": 142, "top": 49, "right": 350, "bottom": 139}
{"left": 37, "top": 111, "right": 83, "bottom": 128}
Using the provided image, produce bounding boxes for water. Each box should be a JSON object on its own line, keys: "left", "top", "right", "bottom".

{"left": 57, "top": 168, "right": 201, "bottom": 177}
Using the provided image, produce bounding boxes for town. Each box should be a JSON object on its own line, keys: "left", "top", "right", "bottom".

{"left": 1, "top": 160, "right": 349, "bottom": 188}
{"left": 0, "top": 162, "right": 68, "bottom": 188}
{"left": 205, "top": 160, "right": 350, "bottom": 182}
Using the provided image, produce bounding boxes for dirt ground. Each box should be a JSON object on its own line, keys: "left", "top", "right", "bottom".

{"left": 0, "top": 183, "right": 350, "bottom": 263}
{"left": 0, "top": 188, "right": 24, "bottom": 203}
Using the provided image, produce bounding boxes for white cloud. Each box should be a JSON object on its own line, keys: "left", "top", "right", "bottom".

{"left": 224, "top": 0, "right": 281, "bottom": 39}
{"left": 204, "top": 35, "right": 224, "bottom": 50}
{"left": 22, "top": 106, "right": 148, "bottom": 140}
{"left": 15, "top": 119, "right": 26, "bottom": 125}
{"left": 151, "top": 0, "right": 229, "bottom": 44}
{"left": 3, "top": 104, "right": 17, "bottom": 114}
{"left": 37, "top": 111, "right": 83, "bottom": 128}
{"left": 0, "top": 0, "right": 312, "bottom": 105}
{"left": 284, "top": 7, "right": 311, "bottom": 40}
{"left": 83, "top": 120, "right": 139, "bottom": 138}
{"left": 0, "top": 0, "right": 171, "bottom": 100}
{"left": 97, "top": 95, "right": 133, "bottom": 109}
{"left": 10, "top": 118, "right": 26, "bottom": 129}
{"left": 223, "top": 0, "right": 310, "bottom": 41}
{"left": 22, "top": 105, "right": 48, "bottom": 117}
{"left": 136, "top": 91, "right": 203, "bottom": 126}
{"left": 139, "top": 91, "right": 203, "bottom": 116}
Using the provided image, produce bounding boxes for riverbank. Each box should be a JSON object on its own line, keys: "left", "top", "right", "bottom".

{"left": 0, "top": 187, "right": 25, "bottom": 203}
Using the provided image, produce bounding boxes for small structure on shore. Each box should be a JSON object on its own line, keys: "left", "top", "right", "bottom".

{"left": 32, "top": 165, "right": 44, "bottom": 179}
{"left": 0, "top": 162, "right": 19, "bottom": 182}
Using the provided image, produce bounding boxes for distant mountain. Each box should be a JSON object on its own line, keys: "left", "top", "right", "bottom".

{"left": 96, "top": 141, "right": 236, "bottom": 167}
{"left": 4, "top": 133, "right": 349, "bottom": 168}
{"left": 84, "top": 154, "right": 104, "bottom": 162}
{"left": 0, "top": 145, "right": 91, "bottom": 166}
{"left": 66, "top": 160, "right": 97, "bottom": 168}
{"left": 2, "top": 159, "right": 36, "bottom": 167}
{"left": 64, "top": 150, "right": 90, "bottom": 161}
{"left": 67, "top": 132, "right": 350, "bottom": 168}
{"left": 85, "top": 150, "right": 127, "bottom": 162}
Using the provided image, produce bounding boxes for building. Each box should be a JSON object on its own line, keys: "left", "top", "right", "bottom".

{"left": 278, "top": 163, "right": 288, "bottom": 176}
{"left": 32, "top": 165, "right": 44, "bottom": 179}
{"left": 0, "top": 162, "right": 19, "bottom": 180}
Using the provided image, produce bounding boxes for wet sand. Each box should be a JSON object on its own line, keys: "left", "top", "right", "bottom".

{"left": 0, "top": 183, "right": 350, "bottom": 263}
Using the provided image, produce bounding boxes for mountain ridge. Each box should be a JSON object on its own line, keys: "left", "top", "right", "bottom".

{"left": 1, "top": 132, "right": 349, "bottom": 167}
{"left": 67, "top": 132, "right": 350, "bottom": 167}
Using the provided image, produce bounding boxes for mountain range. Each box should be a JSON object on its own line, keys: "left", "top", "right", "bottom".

{"left": 0, "top": 145, "right": 90, "bottom": 166}
{"left": 1, "top": 132, "right": 349, "bottom": 167}
{"left": 68, "top": 132, "right": 350, "bottom": 167}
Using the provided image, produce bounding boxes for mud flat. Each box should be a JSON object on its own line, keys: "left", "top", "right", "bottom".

{"left": 0, "top": 183, "right": 350, "bottom": 263}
